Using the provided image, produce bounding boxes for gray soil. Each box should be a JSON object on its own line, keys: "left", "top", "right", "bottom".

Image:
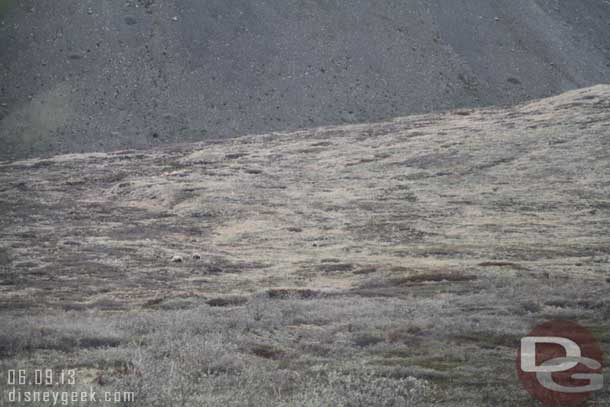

{"left": 1, "top": 0, "right": 609, "bottom": 160}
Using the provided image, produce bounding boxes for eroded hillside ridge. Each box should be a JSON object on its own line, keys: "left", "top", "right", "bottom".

{"left": 0, "top": 85, "right": 609, "bottom": 310}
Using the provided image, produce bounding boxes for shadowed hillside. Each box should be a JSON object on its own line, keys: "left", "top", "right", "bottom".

{"left": 1, "top": 0, "right": 609, "bottom": 159}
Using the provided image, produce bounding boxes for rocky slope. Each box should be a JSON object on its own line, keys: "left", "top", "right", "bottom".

{"left": 1, "top": 0, "right": 610, "bottom": 159}
{"left": 0, "top": 85, "right": 609, "bottom": 311}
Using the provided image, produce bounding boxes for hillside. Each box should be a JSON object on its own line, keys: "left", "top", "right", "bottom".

{"left": 1, "top": 0, "right": 610, "bottom": 159}
{"left": 0, "top": 86, "right": 609, "bottom": 406}
{"left": 2, "top": 84, "right": 610, "bottom": 308}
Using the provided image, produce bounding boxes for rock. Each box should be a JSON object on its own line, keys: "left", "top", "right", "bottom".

{"left": 171, "top": 255, "right": 183, "bottom": 263}
{"left": 192, "top": 253, "right": 201, "bottom": 260}
{"left": 124, "top": 16, "right": 137, "bottom": 25}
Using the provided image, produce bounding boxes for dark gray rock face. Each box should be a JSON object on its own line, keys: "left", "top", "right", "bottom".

{"left": 0, "top": 0, "right": 609, "bottom": 160}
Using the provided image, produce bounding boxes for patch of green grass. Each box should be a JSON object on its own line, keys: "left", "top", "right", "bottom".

{"left": 0, "top": 0, "right": 13, "bottom": 15}
{"left": 478, "top": 261, "right": 528, "bottom": 271}
{"left": 158, "top": 296, "right": 207, "bottom": 310}
{"left": 392, "top": 272, "right": 477, "bottom": 284}
{"left": 414, "top": 357, "right": 464, "bottom": 372}
{"left": 453, "top": 332, "right": 520, "bottom": 349}
{"left": 376, "top": 349, "right": 464, "bottom": 372}
{"left": 0, "top": 246, "right": 10, "bottom": 265}
{"left": 370, "top": 356, "right": 410, "bottom": 366}
{"left": 381, "top": 347, "right": 414, "bottom": 359}
{"left": 206, "top": 296, "right": 248, "bottom": 307}
{"left": 352, "top": 332, "right": 385, "bottom": 347}
{"left": 266, "top": 288, "right": 320, "bottom": 299}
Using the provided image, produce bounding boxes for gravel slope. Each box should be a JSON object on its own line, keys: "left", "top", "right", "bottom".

{"left": 1, "top": 0, "right": 609, "bottom": 159}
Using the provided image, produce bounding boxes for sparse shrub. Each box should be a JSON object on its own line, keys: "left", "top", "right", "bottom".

{"left": 518, "top": 301, "right": 541, "bottom": 314}
{"left": 2, "top": 278, "right": 605, "bottom": 406}
{"left": 384, "top": 325, "right": 424, "bottom": 344}
{"left": 392, "top": 272, "right": 477, "bottom": 284}
{"left": 0, "top": 314, "right": 124, "bottom": 356}
{"left": 353, "top": 332, "right": 385, "bottom": 347}
{"left": 249, "top": 343, "right": 287, "bottom": 360}
{"left": 266, "top": 288, "right": 319, "bottom": 299}
{"left": 207, "top": 296, "right": 248, "bottom": 307}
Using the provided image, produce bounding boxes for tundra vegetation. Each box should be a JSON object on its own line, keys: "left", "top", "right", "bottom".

{"left": 0, "top": 86, "right": 609, "bottom": 406}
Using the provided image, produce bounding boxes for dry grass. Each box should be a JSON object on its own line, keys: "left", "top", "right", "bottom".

{"left": 0, "top": 271, "right": 608, "bottom": 406}
{"left": 0, "top": 86, "right": 609, "bottom": 405}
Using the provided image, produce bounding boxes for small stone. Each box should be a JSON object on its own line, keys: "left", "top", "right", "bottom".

{"left": 124, "top": 16, "right": 137, "bottom": 25}
{"left": 87, "top": 8, "right": 94, "bottom": 15}
{"left": 171, "top": 255, "right": 183, "bottom": 263}
{"left": 192, "top": 253, "right": 201, "bottom": 260}
{"left": 171, "top": 16, "right": 178, "bottom": 21}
